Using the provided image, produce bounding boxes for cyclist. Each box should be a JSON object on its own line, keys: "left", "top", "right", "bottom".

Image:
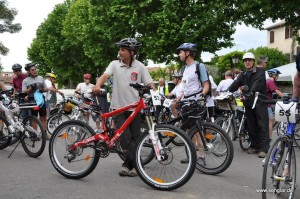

{"left": 93, "top": 38, "right": 155, "bottom": 177}
{"left": 266, "top": 69, "right": 284, "bottom": 142}
{"left": 22, "top": 63, "right": 48, "bottom": 132}
{"left": 12, "top": 63, "right": 27, "bottom": 96}
{"left": 228, "top": 52, "right": 269, "bottom": 158}
{"left": 216, "top": 70, "right": 234, "bottom": 95}
{"left": 45, "top": 73, "right": 64, "bottom": 117}
{"left": 165, "top": 73, "right": 184, "bottom": 118}
{"left": 176, "top": 43, "right": 210, "bottom": 164}
{"left": 292, "top": 53, "right": 300, "bottom": 102}
{"left": 76, "top": 74, "right": 94, "bottom": 122}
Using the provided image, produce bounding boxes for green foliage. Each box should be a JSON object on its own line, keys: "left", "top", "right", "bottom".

{"left": 0, "top": 0, "right": 22, "bottom": 56}
{"left": 214, "top": 47, "right": 289, "bottom": 74}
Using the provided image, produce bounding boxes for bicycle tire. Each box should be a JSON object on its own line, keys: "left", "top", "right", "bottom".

{"left": 49, "top": 120, "right": 100, "bottom": 179}
{"left": 262, "top": 135, "right": 296, "bottom": 199}
{"left": 238, "top": 118, "right": 251, "bottom": 151}
{"left": 189, "top": 122, "right": 234, "bottom": 175}
{"left": 21, "top": 116, "right": 46, "bottom": 158}
{"left": 134, "top": 124, "right": 196, "bottom": 191}
{"left": 47, "top": 112, "right": 70, "bottom": 135}
{"left": 0, "top": 115, "right": 12, "bottom": 150}
{"left": 214, "top": 116, "right": 235, "bottom": 141}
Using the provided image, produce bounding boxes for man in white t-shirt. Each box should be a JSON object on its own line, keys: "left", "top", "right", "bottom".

{"left": 76, "top": 74, "right": 94, "bottom": 121}
{"left": 216, "top": 70, "right": 234, "bottom": 94}
{"left": 165, "top": 73, "right": 183, "bottom": 117}
{"left": 176, "top": 43, "right": 210, "bottom": 165}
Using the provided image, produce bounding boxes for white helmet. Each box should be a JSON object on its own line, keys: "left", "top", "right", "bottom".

{"left": 242, "top": 52, "right": 255, "bottom": 60}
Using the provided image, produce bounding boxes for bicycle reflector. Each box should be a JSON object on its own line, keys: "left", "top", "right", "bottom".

{"left": 33, "top": 106, "right": 40, "bottom": 111}
{"left": 153, "top": 177, "right": 165, "bottom": 183}
{"left": 163, "top": 132, "right": 176, "bottom": 137}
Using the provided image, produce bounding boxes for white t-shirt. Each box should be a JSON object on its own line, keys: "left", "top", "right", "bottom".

{"left": 76, "top": 83, "right": 94, "bottom": 98}
{"left": 45, "top": 79, "right": 53, "bottom": 100}
{"left": 216, "top": 79, "right": 234, "bottom": 93}
{"left": 171, "top": 83, "right": 183, "bottom": 99}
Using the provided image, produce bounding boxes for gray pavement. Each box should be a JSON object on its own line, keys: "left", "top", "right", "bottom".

{"left": 1, "top": 136, "right": 300, "bottom": 199}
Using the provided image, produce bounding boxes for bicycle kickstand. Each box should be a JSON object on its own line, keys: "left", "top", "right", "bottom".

{"left": 8, "top": 136, "right": 23, "bottom": 158}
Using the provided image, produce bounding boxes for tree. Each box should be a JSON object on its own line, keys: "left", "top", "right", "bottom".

{"left": 232, "top": 0, "right": 300, "bottom": 41}
{"left": 28, "top": 0, "right": 95, "bottom": 88}
{"left": 214, "top": 47, "right": 289, "bottom": 75}
{"left": 0, "top": 0, "right": 21, "bottom": 55}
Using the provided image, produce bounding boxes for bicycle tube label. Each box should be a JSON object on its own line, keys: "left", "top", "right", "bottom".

{"left": 163, "top": 99, "right": 172, "bottom": 108}
{"left": 275, "top": 101, "right": 297, "bottom": 123}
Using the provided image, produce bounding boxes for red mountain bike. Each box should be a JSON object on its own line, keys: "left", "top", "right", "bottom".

{"left": 49, "top": 83, "right": 196, "bottom": 191}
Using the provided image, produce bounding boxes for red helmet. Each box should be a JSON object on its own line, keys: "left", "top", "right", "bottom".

{"left": 83, "top": 74, "right": 91, "bottom": 79}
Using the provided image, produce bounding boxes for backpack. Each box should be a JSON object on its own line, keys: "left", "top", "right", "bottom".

{"left": 180, "top": 61, "right": 212, "bottom": 96}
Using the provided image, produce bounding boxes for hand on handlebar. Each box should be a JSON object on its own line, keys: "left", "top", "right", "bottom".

{"left": 290, "top": 97, "right": 299, "bottom": 102}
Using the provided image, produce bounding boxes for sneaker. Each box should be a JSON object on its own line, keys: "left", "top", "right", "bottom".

{"left": 119, "top": 167, "right": 130, "bottom": 177}
{"left": 128, "top": 168, "right": 138, "bottom": 177}
{"left": 197, "top": 156, "right": 206, "bottom": 166}
{"left": 258, "top": 151, "right": 267, "bottom": 158}
{"left": 247, "top": 148, "right": 259, "bottom": 154}
{"left": 180, "top": 158, "right": 189, "bottom": 164}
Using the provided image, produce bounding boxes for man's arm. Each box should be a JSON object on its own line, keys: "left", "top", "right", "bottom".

{"left": 293, "top": 72, "right": 300, "bottom": 98}
{"left": 93, "top": 73, "right": 111, "bottom": 94}
{"left": 202, "top": 81, "right": 210, "bottom": 95}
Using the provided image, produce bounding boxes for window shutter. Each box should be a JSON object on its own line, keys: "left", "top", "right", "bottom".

{"left": 285, "top": 27, "right": 289, "bottom": 39}
{"left": 270, "top": 31, "right": 274, "bottom": 43}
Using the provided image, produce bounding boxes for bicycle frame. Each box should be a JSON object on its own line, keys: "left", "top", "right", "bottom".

{"left": 69, "top": 98, "right": 146, "bottom": 150}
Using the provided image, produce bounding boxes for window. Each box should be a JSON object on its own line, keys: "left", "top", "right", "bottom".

{"left": 285, "top": 26, "right": 293, "bottom": 39}
{"left": 270, "top": 31, "right": 274, "bottom": 43}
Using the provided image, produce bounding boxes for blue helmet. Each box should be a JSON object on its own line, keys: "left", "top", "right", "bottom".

{"left": 267, "top": 69, "right": 281, "bottom": 76}
{"left": 176, "top": 43, "right": 197, "bottom": 54}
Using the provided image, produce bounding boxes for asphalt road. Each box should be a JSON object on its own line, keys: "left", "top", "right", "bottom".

{"left": 1, "top": 135, "right": 299, "bottom": 199}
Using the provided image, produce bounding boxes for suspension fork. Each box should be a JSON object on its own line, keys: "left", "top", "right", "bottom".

{"left": 195, "top": 119, "right": 209, "bottom": 151}
{"left": 146, "top": 115, "right": 164, "bottom": 161}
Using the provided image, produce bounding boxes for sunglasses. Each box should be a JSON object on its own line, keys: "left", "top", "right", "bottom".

{"left": 13, "top": 70, "right": 21, "bottom": 72}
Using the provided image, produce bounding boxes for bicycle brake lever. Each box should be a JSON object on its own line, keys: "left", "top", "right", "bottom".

{"left": 252, "top": 92, "right": 259, "bottom": 109}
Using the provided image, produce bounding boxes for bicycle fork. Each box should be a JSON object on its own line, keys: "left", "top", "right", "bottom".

{"left": 145, "top": 115, "right": 164, "bottom": 161}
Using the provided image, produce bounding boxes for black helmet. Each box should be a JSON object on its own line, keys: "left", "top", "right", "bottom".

{"left": 25, "top": 63, "right": 35, "bottom": 71}
{"left": 176, "top": 43, "right": 197, "bottom": 54}
{"left": 116, "top": 38, "right": 142, "bottom": 52}
{"left": 12, "top": 63, "right": 22, "bottom": 71}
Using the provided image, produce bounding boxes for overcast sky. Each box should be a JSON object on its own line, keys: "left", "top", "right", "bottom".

{"left": 0, "top": 0, "right": 274, "bottom": 72}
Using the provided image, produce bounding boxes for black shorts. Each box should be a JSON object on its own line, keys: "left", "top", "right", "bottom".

{"left": 31, "top": 103, "right": 47, "bottom": 117}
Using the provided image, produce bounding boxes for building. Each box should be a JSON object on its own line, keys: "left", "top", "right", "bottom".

{"left": 266, "top": 21, "right": 300, "bottom": 62}
{"left": 0, "top": 71, "right": 14, "bottom": 85}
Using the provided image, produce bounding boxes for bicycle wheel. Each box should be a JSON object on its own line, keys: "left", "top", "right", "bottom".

{"left": 49, "top": 120, "right": 100, "bottom": 179}
{"left": 238, "top": 118, "right": 251, "bottom": 151}
{"left": 47, "top": 112, "right": 70, "bottom": 135}
{"left": 0, "top": 116, "right": 12, "bottom": 150}
{"left": 214, "top": 116, "right": 235, "bottom": 141}
{"left": 189, "top": 122, "right": 234, "bottom": 175}
{"left": 134, "top": 124, "right": 196, "bottom": 191}
{"left": 21, "top": 116, "right": 46, "bottom": 158}
{"left": 115, "top": 134, "right": 155, "bottom": 165}
{"left": 262, "top": 136, "right": 296, "bottom": 199}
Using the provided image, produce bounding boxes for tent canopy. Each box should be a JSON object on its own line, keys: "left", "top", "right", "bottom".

{"left": 265, "top": 62, "right": 296, "bottom": 81}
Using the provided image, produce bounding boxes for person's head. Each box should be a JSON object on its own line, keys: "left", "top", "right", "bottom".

{"left": 267, "top": 69, "right": 281, "bottom": 81}
{"left": 45, "top": 73, "right": 57, "bottom": 82}
{"left": 224, "top": 70, "right": 233, "bottom": 79}
{"left": 172, "top": 72, "right": 182, "bottom": 85}
{"left": 83, "top": 74, "right": 91, "bottom": 83}
{"left": 242, "top": 52, "right": 255, "bottom": 71}
{"left": 176, "top": 43, "right": 197, "bottom": 63}
{"left": 257, "top": 56, "right": 268, "bottom": 68}
{"left": 12, "top": 63, "right": 22, "bottom": 76}
{"left": 158, "top": 78, "right": 165, "bottom": 86}
{"left": 115, "top": 38, "right": 142, "bottom": 64}
{"left": 25, "top": 63, "right": 37, "bottom": 77}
